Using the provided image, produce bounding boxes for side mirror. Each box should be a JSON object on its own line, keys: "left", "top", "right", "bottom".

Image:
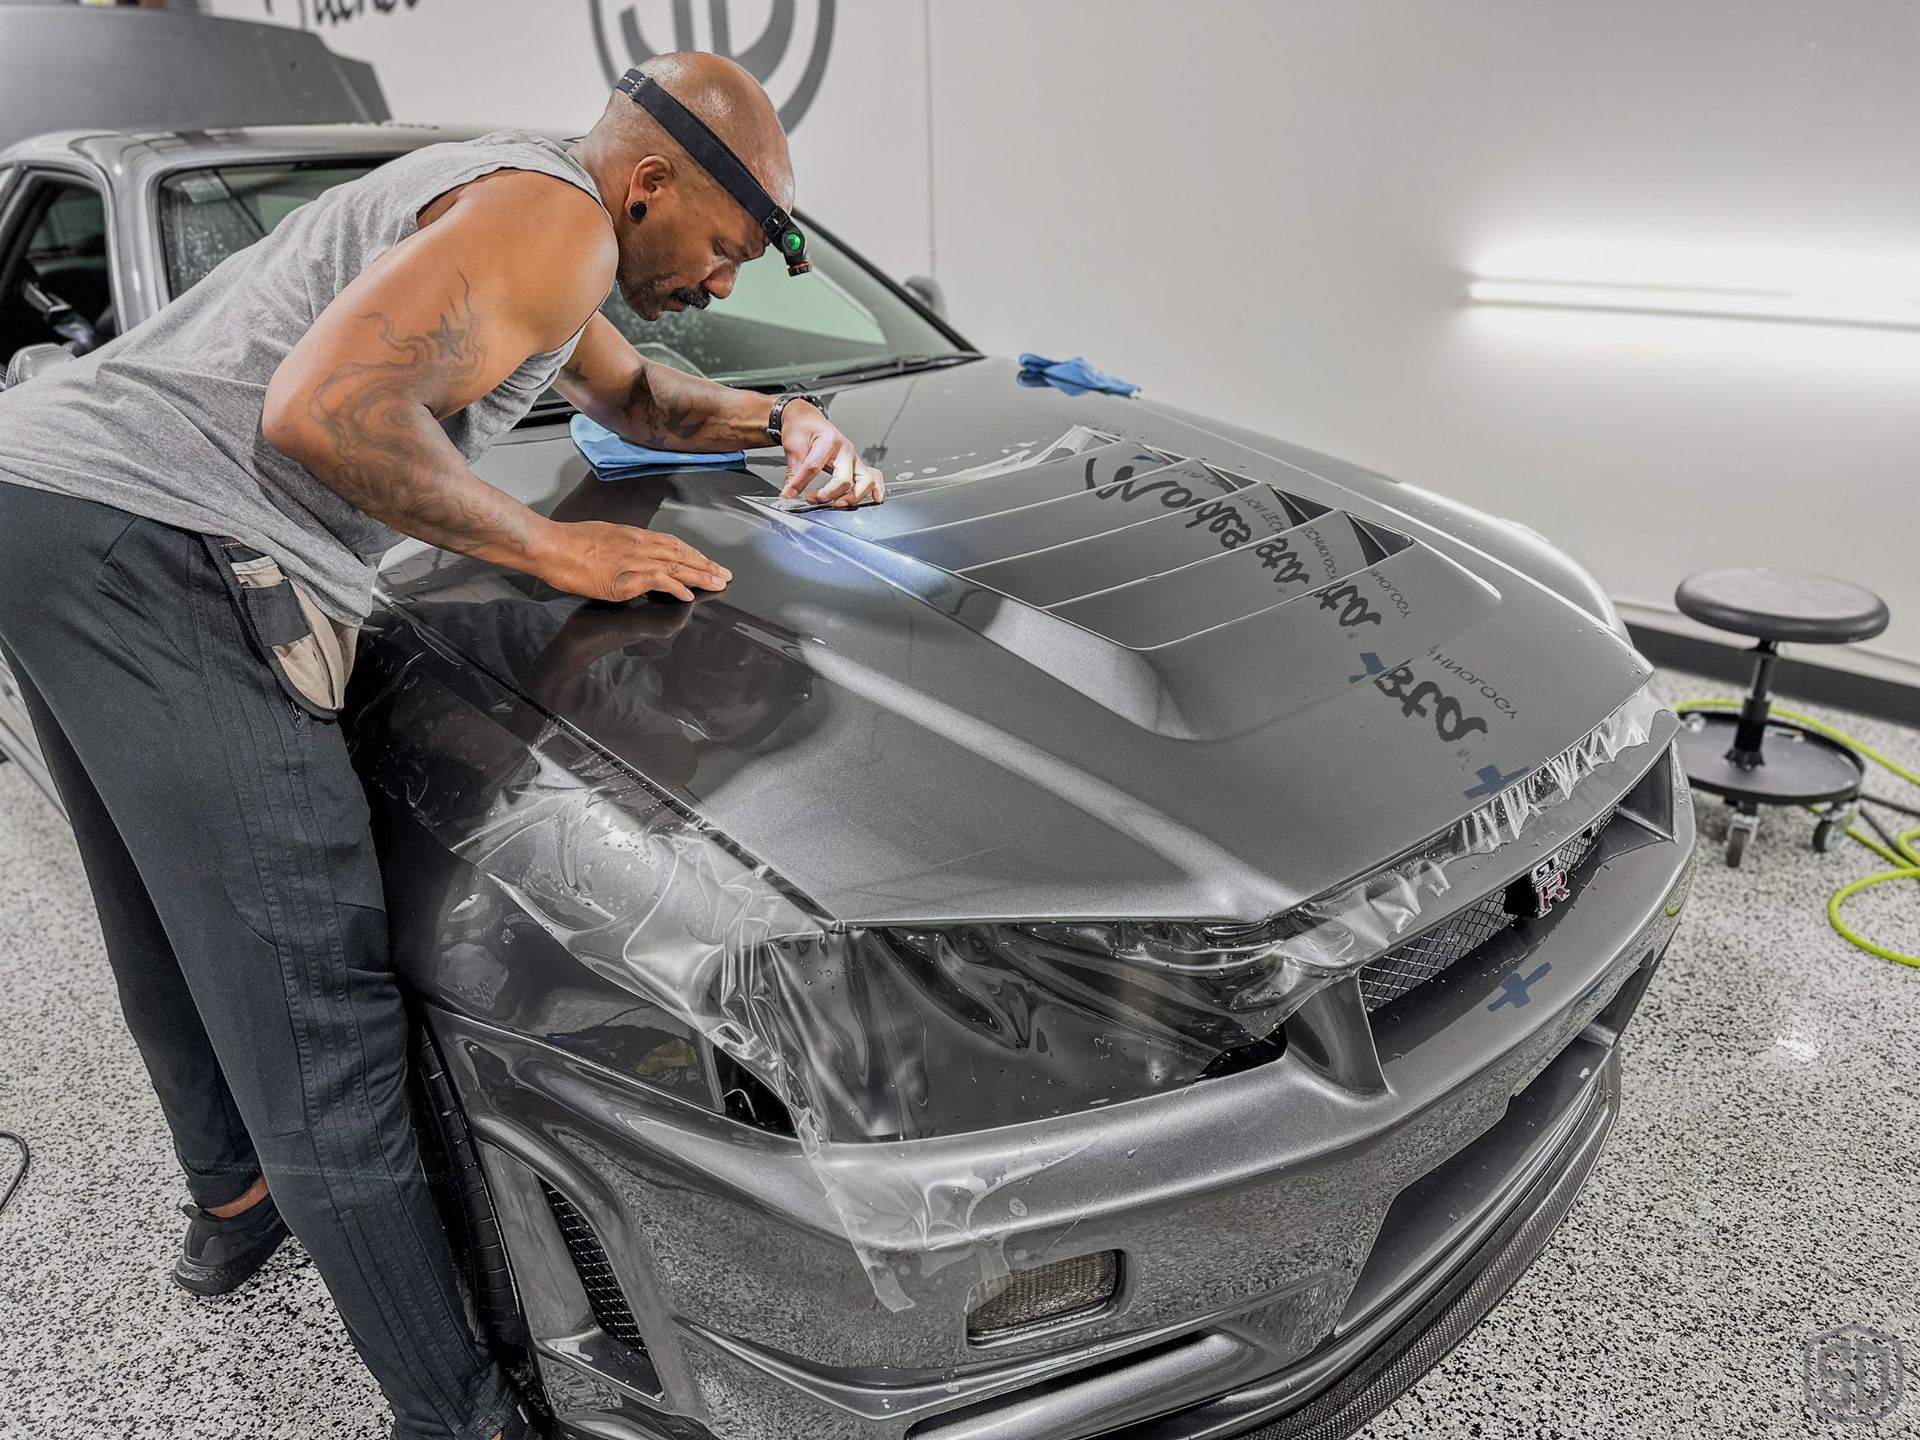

{"left": 902, "top": 274, "right": 946, "bottom": 319}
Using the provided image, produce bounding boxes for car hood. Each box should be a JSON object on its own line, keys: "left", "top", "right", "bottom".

{"left": 381, "top": 356, "right": 1653, "bottom": 927}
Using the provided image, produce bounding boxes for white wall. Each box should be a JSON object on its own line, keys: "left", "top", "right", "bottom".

{"left": 924, "top": 0, "right": 1920, "bottom": 685}
{"left": 204, "top": 0, "right": 1920, "bottom": 683}
{"left": 201, "top": 0, "right": 933, "bottom": 279}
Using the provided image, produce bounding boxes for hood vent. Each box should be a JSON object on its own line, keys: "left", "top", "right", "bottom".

{"left": 772, "top": 437, "right": 1499, "bottom": 739}
{"left": 850, "top": 440, "right": 1417, "bottom": 642}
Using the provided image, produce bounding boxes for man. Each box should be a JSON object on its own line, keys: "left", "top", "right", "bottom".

{"left": 0, "top": 52, "right": 879, "bottom": 1440}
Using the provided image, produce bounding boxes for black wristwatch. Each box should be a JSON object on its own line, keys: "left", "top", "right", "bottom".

{"left": 766, "top": 392, "right": 818, "bottom": 445}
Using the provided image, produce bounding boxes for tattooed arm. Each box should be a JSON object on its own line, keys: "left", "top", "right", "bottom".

{"left": 555, "top": 313, "right": 886, "bottom": 508}
{"left": 557, "top": 312, "right": 770, "bottom": 452}
{"left": 263, "top": 170, "right": 730, "bottom": 601}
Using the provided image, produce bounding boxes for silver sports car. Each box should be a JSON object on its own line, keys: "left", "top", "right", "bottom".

{"left": 0, "top": 123, "right": 1696, "bottom": 1440}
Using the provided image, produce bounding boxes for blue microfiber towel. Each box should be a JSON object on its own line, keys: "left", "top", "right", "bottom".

{"left": 570, "top": 413, "right": 747, "bottom": 477}
{"left": 1016, "top": 353, "right": 1140, "bottom": 398}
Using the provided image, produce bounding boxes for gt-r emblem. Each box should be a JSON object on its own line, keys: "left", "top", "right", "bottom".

{"left": 1526, "top": 851, "right": 1573, "bottom": 918}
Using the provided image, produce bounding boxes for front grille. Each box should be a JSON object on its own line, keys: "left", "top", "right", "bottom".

{"left": 1357, "top": 811, "right": 1614, "bottom": 1013}
{"left": 541, "top": 1181, "right": 648, "bottom": 1353}
{"left": 968, "top": 1251, "right": 1121, "bottom": 1341}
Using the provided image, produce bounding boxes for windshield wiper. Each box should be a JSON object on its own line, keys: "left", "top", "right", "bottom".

{"left": 800, "top": 352, "right": 982, "bottom": 388}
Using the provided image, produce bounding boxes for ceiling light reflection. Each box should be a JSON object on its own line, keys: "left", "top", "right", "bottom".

{"left": 1469, "top": 278, "right": 1920, "bottom": 333}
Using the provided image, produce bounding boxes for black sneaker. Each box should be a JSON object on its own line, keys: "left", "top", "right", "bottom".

{"left": 173, "top": 1191, "right": 291, "bottom": 1297}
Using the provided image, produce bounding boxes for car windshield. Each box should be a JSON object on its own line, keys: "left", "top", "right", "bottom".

{"left": 157, "top": 157, "right": 965, "bottom": 391}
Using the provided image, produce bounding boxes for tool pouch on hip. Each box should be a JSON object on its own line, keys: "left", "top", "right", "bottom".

{"left": 204, "top": 536, "right": 359, "bottom": 717}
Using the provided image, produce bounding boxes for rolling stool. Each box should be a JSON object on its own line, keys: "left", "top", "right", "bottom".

{"left": 1673, "top": 567, "right": 1891, "bottom": 867}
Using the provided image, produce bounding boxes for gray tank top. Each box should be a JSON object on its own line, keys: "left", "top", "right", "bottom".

{"left": 0, "top": 130, "right": 604, "bottom": 623}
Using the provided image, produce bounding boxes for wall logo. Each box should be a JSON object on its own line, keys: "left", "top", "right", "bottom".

{"left": 590, "top": 0, "right": 837, "bottom": 131}
{"left": 263, "top": 0, "right": 420, "bottom": 22}
{"left": 1804, "top": 1324, "right": 1906, "bottom": 1423}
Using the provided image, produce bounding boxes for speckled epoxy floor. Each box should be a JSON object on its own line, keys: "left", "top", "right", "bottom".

{"left": 1358, "top": 673, "right": 1920, "bottom": 1440}
{"left": 0, "top": 671, "right": 1915, "bottom": 1439}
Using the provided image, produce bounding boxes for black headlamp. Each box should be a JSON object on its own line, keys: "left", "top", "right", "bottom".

{"left": 616, "top": 68, "right": 810, "bottom": 276}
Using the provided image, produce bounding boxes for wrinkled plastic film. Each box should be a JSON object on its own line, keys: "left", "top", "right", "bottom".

{"left": 352, "top": 638, "right": 1662, "bottom": 1311}
{"left": 1264, "top": 684, "right": 1665, "bottom": 974}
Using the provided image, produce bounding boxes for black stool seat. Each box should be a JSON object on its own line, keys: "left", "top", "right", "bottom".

{"left": 1675, "top": 567, "right": 1889, "bottom": 644}
{"left": 1670, "top": 566, "right": 1890, "bottom": 867}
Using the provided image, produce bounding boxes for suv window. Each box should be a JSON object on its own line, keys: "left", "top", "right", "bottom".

{"left": 0, "top": 176, "right": 114, "bottom": 361}
{"left": 158, "top": 158, "right": 962, "bottom": 392}
{"left": 159, "top": 162, "right": 371, "bottom": 296}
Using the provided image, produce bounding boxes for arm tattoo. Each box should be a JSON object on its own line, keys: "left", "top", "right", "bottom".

{"left": 620, "top": 357, "right": 768, "bottom": 451}
{"left": 305, "top": 275, "right": 538, "bottom": 558}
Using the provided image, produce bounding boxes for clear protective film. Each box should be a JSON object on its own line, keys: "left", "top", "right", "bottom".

{"left": 1264, "top": 684, "right": 1666, "bottom": 975}
{"left": 352, "top": 631, "right": 1663, "bottom": 1312}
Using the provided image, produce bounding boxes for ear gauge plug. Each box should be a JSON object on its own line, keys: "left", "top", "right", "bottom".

{"left": 629, "top": 202, "right": 647, "bottom": 222}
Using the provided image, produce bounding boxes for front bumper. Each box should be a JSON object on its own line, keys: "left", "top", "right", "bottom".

{"left": 435, "top": 747, "right": 1696, "bottom": 1440}
{"left": 1114, "top": 1022, "right": 1627, "bottom": 1440}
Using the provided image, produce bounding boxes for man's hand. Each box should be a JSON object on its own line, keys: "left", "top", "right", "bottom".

{"left": 530, "top": 520, "right": 731, "bottom": 603}
{"left": 779, "top": 400, "right": 885, "bottom": 508}
{"left": 555, "top": 322, "right": 886, "bottom": 508}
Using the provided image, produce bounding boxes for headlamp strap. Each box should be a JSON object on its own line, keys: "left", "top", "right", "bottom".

{"left": 617, "top": 69, "right": 810, "bottom": 275}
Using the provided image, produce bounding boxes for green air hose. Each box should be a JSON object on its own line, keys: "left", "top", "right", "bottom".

{"left": 1676, "top": 698, "right": 1920, "bottom": 968}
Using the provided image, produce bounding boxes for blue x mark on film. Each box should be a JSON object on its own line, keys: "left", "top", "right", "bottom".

{"left": 1488, "top": 962, "right": 1551, "bottom": 1012}
{"left": 1464, "top": 762, "right": 1529, "bottom": 799}
{"left": 1348, "top": 651, "right": 1389, "bottom": 683}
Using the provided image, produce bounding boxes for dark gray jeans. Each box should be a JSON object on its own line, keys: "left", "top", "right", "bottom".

{"left": 0, "top": 483, "right": 522, "bottom": 1440}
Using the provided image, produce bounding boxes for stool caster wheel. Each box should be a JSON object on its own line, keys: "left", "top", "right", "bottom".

{"left": 1726, "top": 808, "right": 1760, "bottom": 868}
{"left": 1812, "top": 805, "right": 1854, "bottom": 854}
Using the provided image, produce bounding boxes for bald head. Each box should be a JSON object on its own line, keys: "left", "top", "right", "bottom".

{"left": 573, "top": 51, "right": 797, "bottom": 320}
{"left": 587, "top": 51, "right": 794, "bottom": 210}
